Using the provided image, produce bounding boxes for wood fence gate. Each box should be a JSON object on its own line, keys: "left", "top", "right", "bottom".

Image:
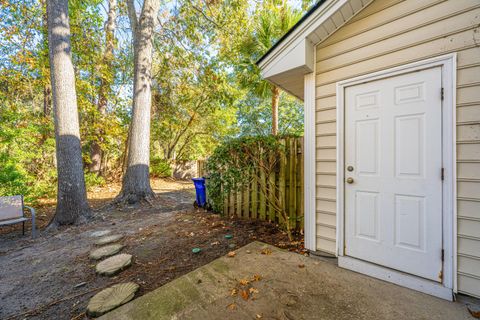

{"left": 221, "top": 137, "right": 304, "bottom": 230}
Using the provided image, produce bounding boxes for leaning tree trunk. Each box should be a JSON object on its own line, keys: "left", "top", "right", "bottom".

{"left": 116, "top": 0, "right": 160, "bottom": 204}
{"left": 271, "top": 85, "right": 280, "bottom": 135}
{"left": 41, "top": 0, "right": 51, "bottom": 117}
{"left": 89, "top": 0, "right": 117, "bottom": 174}
{"left": 47, "top": 0, "right": 91, "bottom": 225}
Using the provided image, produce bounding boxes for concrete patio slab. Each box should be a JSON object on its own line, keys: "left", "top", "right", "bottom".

{"left": 100, "top": 242, "right": 471, "bottom": 320}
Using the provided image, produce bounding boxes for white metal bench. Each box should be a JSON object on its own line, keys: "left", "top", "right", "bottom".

{"left": 0, "top": 196, "right": 36, "bottom": 238}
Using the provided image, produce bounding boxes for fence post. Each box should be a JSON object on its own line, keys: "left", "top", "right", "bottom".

{"left": 289, "top": 138, "right": 297, "bottom": 229}
{"left": 278, "top": 138, "right": 287, "bottom": 224}
{"left": 299, "top": 137, "right": 305, "bottom": 230}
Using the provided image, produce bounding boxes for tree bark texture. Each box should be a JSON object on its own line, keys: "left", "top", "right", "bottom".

{"left": 89, "top": 0, "right": 117, "bottom": 174}
{"left": 271, "top": 85, "right": 280, "bottom": 135}
{"left": 117, "top": 0, "right": 160, "bottom": 204}
{"left": 43, "top": 83, "right": 51, "bottom": 116}
{"left": 47, "top": 0, "right": 91, "bottom": 225}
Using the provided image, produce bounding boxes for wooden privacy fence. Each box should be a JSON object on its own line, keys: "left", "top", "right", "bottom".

{"left": 221, "top": 137, "right": 304, "bottom": 230}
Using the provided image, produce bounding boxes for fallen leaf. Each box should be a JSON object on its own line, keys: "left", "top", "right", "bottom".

{"left": 239, "top": 279, "right": 250, "bottom": 286}
{"left": 227, "top": 303, "right": 237, "bottom": 310}
{"left": 261, "top": 248, "right": 272, "bottom": 255}
{"left": 256, "top": 315, "right": 262, "bottom": 319}
{"left": 298, "top": 264, "right": 305, "bottom": 268}
{"left": 249, "top": 287, "right": 259, "bottom": 294}
{"left": 230, "top": 288, "right": 238, "bottom": 296}
{"left": 240, "top": 289, "right": 249, "bottom": 300}
{"left": 251, "top": 274, "right": 262, "bottom": 282}
{"left": 227, "top": 251, "right": 236, "bottom": 258}
{"left": 210, "top": 241, "right": 220, "bottom": 246}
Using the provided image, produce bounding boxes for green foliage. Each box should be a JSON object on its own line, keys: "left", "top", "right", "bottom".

{"left": 205, "top": 135, "right": 284, "bottom": 213}
{"left": 0, "top": 0, "right": 310, "bottom": 206}
{"left": 150, "top": 157, "right": 172, "bottom": 178}
{"left": 218, "top": 0, "right": 305, "bottom": 137}
{"left": 150, "top": 0, "right": 241, "bottom": 161}
{"left": 0, "top": 153, "right": 30, "bottom": 197}
{"left": 236, "top": 92, "right": 304, "bottom": 137}
{"left": 0, "top": 103, "right": 57, "bottom": 203}
{"left": 84, "top": 172, "right": 106, "bottom": 190}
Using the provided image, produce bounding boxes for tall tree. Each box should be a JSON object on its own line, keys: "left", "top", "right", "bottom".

{"left": 116, "top": 0, "right": 160, "bottom": 203}
{"left": 89, "top": 0, "right": 117, "bottom": 174}
{"left": 47, "top": 0, "right": 91, "bottom": 225}
{"left": 227, "top": 0, "right": 301, "bottom": 136}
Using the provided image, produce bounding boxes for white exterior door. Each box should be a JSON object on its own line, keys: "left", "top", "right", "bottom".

{"left": 344, "top": 67, "right": 443, "bottom": 282}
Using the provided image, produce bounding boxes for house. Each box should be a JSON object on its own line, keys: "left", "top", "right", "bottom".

{"left": 257, "top": 0, "right": 480, "bottom": 301}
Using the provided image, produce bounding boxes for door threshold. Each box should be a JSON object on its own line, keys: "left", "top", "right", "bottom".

{"left": 338, "top": 256, "right": 453, "bottom": 301}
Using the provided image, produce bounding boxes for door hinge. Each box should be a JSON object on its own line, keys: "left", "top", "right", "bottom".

{"left": 441, "top": 87, "right": 444, "bottom": 100}
{"left": 441, "top": 168, "right": 445, "bottom": 181}
{"left": 441, "top": 249, "right": 445, "bottom": 262}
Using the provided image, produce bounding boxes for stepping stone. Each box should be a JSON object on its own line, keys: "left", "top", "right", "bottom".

{"left": 90, "top": 230, "right": 111, "bottom": 238}
{"left": 87, "top": 282, "right": 139, "bottom": 317}
{"left": 95, "top": 234, "right": 123, "bottom": 246}
{"left": 89, "top": 244, "right": 124, "bottom": 260}
{"left": 96, "top": 254, "right": 132, "bottom": 276}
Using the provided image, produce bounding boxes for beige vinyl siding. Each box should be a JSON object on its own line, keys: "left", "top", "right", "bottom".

{"left": 314, "top": 0, "right": 480, "bottom": 298}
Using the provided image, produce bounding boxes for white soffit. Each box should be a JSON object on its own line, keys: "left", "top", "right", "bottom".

{"left": 258, "top": 0, "right": 372, "bottom": 100}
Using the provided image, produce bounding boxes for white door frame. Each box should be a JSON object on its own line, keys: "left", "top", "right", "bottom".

{"left": 335, "top": 54, "right": 457, "bottom": 298}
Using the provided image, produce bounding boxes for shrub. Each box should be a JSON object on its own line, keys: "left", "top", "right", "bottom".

{"left": 84, "top": 172, "right": 106, "bottom": 190}
{"left": 150, "top": 157, "right": 172, "bottom": 178}
{"left": 0, "top": 153, "right": 30, "bottom": 197}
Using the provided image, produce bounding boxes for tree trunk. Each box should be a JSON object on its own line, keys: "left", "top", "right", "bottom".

{"left": 41, "top": 0, "right": 51, "bottom": 118}
{"left": 271, "top": 85, "right": 280, "bottom": 135}
{"left": 47, "top": 0, "right": 91, "bottom": 225}
{"left": 116, "top": 0, "right": 160, "bottom": 204}
{"left": 89, "top": 0, "right": 117, "bottom": 174}
{"left": 43, "top": 83, "right": 51, "bottom": 116}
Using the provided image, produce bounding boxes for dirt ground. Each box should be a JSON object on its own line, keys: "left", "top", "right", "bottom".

{"left": 0, "top": 179, "right": 304, "bottom": 320}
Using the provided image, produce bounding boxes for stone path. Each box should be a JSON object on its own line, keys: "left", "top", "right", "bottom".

{"left": 87, "top": 282, "right": 139, "bottom": 317}
{"left": 85, "top": 231, "right": 139, "bottom": 317}
{"left": 90, "top": 244, "right": 124, "bottom": 260}
{"left": 96, "top": 253, "right": 132, "bottom": 276}
{"left": 95, "top": 234, "right": 124, "bottom": 245}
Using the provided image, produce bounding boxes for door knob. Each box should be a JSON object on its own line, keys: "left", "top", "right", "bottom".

{"left": 346, "top": 177, "right": 354, "bottom": 184}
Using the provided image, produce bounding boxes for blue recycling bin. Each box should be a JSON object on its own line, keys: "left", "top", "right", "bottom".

{"left": 192, "top": 178, "right": 207, "bottom": 208}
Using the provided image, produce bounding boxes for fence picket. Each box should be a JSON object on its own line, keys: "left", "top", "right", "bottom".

{"left": 243, "top": 180, "right": 250, "bottom": 218}
{"left": 268, "top": 170, "right": 276, "bottom": 222}
{"left": 229, "top": 191, "right": 235, "bottom": 217}
{"left": 259, "top": 160, "right": 266, "bottom": 220}
{"left": 252, "top": 168, "right": 258, "bottom": 219}
{"left": 236, "top": 186, "right": 242, "bottom": 217}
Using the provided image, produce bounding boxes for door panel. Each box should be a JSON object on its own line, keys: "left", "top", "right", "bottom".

{"left": 345, "top": 66, "right": 443, "bottom": 282}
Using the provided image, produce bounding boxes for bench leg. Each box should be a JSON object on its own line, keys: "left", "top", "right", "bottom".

{"left": 22, "top": 221, "right": 25, "bottom": 236}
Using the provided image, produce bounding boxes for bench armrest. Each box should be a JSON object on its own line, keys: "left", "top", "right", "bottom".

{"left": 24, "top": 206, "right": 36, "bottom": 239}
